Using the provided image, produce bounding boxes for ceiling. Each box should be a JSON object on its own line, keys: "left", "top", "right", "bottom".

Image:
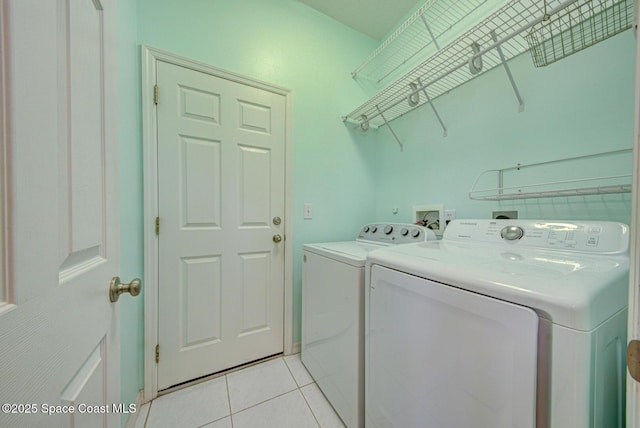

{"left": 298, "top": 0, "right": 421, "bottom": 40}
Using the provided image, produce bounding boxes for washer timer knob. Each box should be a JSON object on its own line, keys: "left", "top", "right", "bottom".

{"left": 384, "top": 225, "right": 393, "bottom": 235}
{"left": 411, "top": 229, "right": 421, "bottom": 238}
{"left": 500, "top": 225, "right": 524, "bottom": 241}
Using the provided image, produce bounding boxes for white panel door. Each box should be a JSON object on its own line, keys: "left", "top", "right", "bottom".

{"left": 156, "top": 61, "right": 285, "bottom": 389}
{"left": 0, "top": 0, "right": 121, "bottom": 427}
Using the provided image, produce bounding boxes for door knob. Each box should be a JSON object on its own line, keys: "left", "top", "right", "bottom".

{"left": 273, "top": 234, "right": 282, "bottom": 243}
{"left": 628, "top": 340, "right": 640, "bottom": 382}
{"left": 109, "top": 276, "right": 142, "bottom": 302}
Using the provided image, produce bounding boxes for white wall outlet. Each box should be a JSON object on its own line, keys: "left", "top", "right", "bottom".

{"left": 444, "top": 209, "right": 456, "bottom": 225}
{"left": 303, "top": 203, "right": 313, "bottom": 219}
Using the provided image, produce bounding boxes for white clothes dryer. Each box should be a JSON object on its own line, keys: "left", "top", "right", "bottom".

{"left": 365, "top": 219, "right": 629, "bottom": 428}
{"left": 301, "top": 223, "right": 435, "bottom": 428}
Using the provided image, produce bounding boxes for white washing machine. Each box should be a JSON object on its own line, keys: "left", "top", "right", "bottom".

{"left": 301, "top": 223, "right": 436, "bottom": 428}
{"left": 365, "top": 219, "right": 629, "bottom": 428}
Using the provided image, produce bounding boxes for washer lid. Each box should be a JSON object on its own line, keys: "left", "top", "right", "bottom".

{"left": 366, "top": 238, "right": 629, "bottom": 331}
{"left": 302, "top": 223, "right": 436, "bottom": 267}
{"left": 304, "top": 241, "right": 384, "bottom": 267}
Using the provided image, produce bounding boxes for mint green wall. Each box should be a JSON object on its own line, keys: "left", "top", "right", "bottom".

{"left": 370, "top": 31, "right": 635, "bottom": 226}
{"left": 118, "top": 0, "right": 144, "bottom": 421}
{"left": 119, "top": 3, "right": 635, "bottom": 418}
{"left": 136, "top": 0, "right": 378, "bottom": 346}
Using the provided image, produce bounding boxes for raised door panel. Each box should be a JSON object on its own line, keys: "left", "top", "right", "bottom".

{"left": 180, "top": 137, "right": 221, "bottom": 229}
{"left": 238, "top": 146, "right": 271, "bottom": 228}
{"left": 59, "top": 0, "right": 107, "bottom": 281}
{"left": 238, "top": 252, "right": 271, "bottom": 336}
{"left": 181, "top": 256, "right": 222, "bottom": 348}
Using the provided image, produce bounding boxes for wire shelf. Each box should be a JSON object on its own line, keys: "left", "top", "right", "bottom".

{"left": 344, "top": 0, "right": 577, "bottom": 129}
{"left": 468, "top": 149, "right": 632, "bottom": 201}
{"left": 344, "top": 0, "right": 633, "bottom": 133}
{"left": 351, "top": 0, "right": 491, "bottom": 85}
{"left": 526, "top": 0, "right": 634, "bottom": 67}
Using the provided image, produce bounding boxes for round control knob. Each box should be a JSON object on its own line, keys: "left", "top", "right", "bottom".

{"left": 500, "top": 225, "right": 524, "bottom": 241}
{"left": 401, "top": 228, "right": 409, "bottom": 236}
{"left": 371, "top": 226, "right": 378, "bottom": 233}
{"left": 363, "top": 226, "right": 370, "bottom": 233}
{"left": 411, "top": 229, "right": 421, "bottom": 238}
{"left": 384, "top": 225, "right": 393, "bottom": 235}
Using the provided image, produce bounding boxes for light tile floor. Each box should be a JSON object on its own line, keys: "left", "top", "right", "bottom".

{"left": 135, "top": 354, "right": 346, "bottom": 428}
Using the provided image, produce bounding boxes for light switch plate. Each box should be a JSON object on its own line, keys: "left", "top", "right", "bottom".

{"left": 303, "top": 203, "right": 313, "bottom": 219}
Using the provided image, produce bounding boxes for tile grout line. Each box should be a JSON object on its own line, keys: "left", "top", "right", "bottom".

{"left": 224, "top": 373, "right": 234, "bottom": 428}
{"left": 229, "top": 386, "right": 300, "bottom": 417}
{"left": 142, "top": 401, "right": 152, "bottom": 428}
{"left": 283, "top": 356, "right": 322, "bottom": 427}
{"left": 298, "top": 383, "right": 322, "bottom": 428}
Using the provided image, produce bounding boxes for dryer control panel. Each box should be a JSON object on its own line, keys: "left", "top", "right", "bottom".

{"left": 444, "top": 219, "right": 629, "bottom": 254}
{"left": 357, "top": 223, "right": 435, "bottom": 244}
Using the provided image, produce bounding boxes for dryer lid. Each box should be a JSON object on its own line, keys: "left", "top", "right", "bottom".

{"left": 366, "top": 219, "right": 630, "bottom": 331}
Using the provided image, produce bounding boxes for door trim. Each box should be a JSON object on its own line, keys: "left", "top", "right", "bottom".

{"left": 0, "top": 0, "right": 9, "bottom": 310}
{"left": 141, "top": 45, "right": 294, "bottom": 401}
{"left": 627, "top": 2, "right": 640, "bottom": 422}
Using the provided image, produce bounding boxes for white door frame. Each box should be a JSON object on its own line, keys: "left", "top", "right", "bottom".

{"left": 141, "top": 45, "right": 294, "bottom": 401}
{"left": 628, "top": 1, "right": 640, "bottom": 424}
{"left": 0, "top": 0, "right": 8, "bottom": 311}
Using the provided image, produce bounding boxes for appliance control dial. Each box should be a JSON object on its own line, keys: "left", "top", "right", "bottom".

{"left": 371, "top": 226, "right": 378, "bottom": 233}
{"left": 363, "top": 226, "right": 370, "bottom": 233}
{"left": 501, "top": 225, "right": 525, "bottom": 241}
{"left": 411, "top": 229, "right": 421, "bottom": 238}
{"left": 384, "top": 225, "right": 393, "bottom": 235}
{"left": 401, "top": 228, "right": 409, "bottom": 236}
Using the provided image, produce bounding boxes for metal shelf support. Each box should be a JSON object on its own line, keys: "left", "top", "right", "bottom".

{"left": 491, "top": 31, "right": 525, "bottom": 112}
{"left": 417, "top": 77, "right": 448, "bottom": 137}
{"left": 376, "top": 105, "right": 403, "bottom": 151}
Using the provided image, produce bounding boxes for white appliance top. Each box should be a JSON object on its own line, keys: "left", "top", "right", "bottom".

{"left": 304, "top": 223, "right": 435, "bottom": 267}
{"left": 366, "top": 219, "right": 630, "bottom": 331}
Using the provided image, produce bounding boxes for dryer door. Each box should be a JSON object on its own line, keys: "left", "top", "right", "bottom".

{"left": 366, "top": 265, "right": 539, "bottom": 428}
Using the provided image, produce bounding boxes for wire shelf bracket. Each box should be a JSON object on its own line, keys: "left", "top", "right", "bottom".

{"left": 468, "top": 148, "right": 632, "bottom": 200}
{"left": 375, "top": 105, "right": 403, "bottom": 151}
{"left": 491, "top": 31, "right": 525, "bottom": 112}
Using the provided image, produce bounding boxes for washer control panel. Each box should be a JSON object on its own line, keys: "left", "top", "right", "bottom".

{"left": 358, "top": 223, "right": 434, "bottom": 244}
{"left": 444, "top": 219, "right": 629, "bottom": 254}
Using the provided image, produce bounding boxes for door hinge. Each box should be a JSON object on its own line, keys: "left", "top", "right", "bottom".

{"left": 153, "top": 84, "right": 159, "bottom": 105}
{"left": 155, "top": 217, "right": 160, "bottom": 235}
{"left": 155, "top": 344, "right": 160, "bottom": 364}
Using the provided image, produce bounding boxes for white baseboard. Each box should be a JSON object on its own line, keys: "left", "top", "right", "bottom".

{"left": 124, "top": 390, "right": 148, "bottom": 428}
{"left": 289, "top": 341, "right": 301, "bottom": 355}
